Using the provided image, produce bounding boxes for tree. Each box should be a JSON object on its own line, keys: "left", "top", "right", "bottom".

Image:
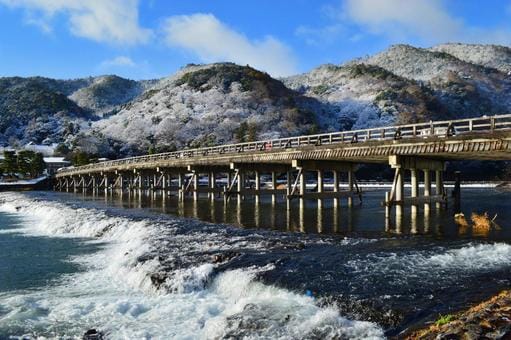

{"left": 31, "top": 153, "right": 46, "bottom": 177}
{"left": 72, "top": 151, "right": 90, "bottom": 166}
{"left": 3, "top": 151, "right": 17, "bottom": 176}
{"left": 247, "top": 123, "right": 258, "bottom": 142}
{"left": 17, "top": 150, "right": 35, "bottom": 177}
{"left": 235, "top": 122, "right": 248, "bottom": 143}
{"left": 55, "top": 143, "right": 71, "bottom": 157}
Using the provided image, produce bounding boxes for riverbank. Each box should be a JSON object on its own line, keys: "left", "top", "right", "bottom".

{"left": 405, "top": 290, "right": 511, "bottom": 339}
{"left": 0, "top": 176, "right": 50, "bottom": 191}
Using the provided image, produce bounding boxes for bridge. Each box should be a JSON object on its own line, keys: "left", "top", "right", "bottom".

{"left": 55, "top": 114, "right": 511, "bottom": 231}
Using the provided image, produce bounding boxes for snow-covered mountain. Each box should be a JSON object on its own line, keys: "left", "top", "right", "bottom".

{"left": 431, "top": 43, "right": 511, "bottom": 74}
{"left": 94, "top": 63, "right": 323, "bottom": 155}
{"left": 283, "top": 63, "right": 445, "bottom": 129}
{"left": 0, "top": 75, "right": 150, "bottom": 147}
{"left": 68, "top": 75, "right": 154, "bottom": 116}
{"left": 1, "top": 43, "right": 510, "bottom": 158}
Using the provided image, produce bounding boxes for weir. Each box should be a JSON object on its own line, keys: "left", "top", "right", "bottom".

{"left": 54, "top": 114, "right": 511, "bottom": 232}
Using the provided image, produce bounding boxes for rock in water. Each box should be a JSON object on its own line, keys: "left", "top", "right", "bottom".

{"left": 83, "top": 329, "right": 103, "bottom": 340}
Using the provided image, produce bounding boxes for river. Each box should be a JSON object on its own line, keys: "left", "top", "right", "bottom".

{"left": 0, "top": 188, "right": 510, "bottom": 338}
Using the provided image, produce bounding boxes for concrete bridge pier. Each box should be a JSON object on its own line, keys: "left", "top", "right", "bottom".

{"left": 410, "top": 169, "right": 419, "bottom": 234}
{"left": 289, "top": 160, "right": 360, "bottom": 206}
{"left": 317, "top": 170, "right": 324, "bottom": 210}
{"left": 209, "top": 171, "right": 216, "bottom": 200}
{"left": 423, "top": 170, "right": 431, "bottom": 215}
{"left": 254, "top": 170, "right": 261, "bottom": 204}
{"left": 347, "top": 170, "right": 354, "bottom": 207}
{"left": 333, "top": 170, "right": 340, "bottom": 208}
{"left": 435, "top": 170, "right": 444, "bottom": 210}
{"left": 387, "top": 156, "right": 446, "bottom": 233}
{"left": 113, "top": 171, "right": 124, "bottom": 191}
{"left": 271, "top": 171, "right": 278, "bottom": 205}
{"left": 227, "top": 163, "right": 290, "bottom": 203}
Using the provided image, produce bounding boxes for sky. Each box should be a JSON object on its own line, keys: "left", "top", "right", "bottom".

{"left": 0, "top": 0, "right": 510, "bottom": 80}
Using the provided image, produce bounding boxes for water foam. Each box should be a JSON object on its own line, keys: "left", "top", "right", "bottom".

{"left": 0, "top": 192, "right": 384, "bottom": 339}
{"left": 345, "top": 241, "right": 511, "bottom": 290}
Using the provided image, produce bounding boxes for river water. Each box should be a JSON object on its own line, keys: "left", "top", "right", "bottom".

{"left": 0, "top": 188, "right": 510, "bottom": 339}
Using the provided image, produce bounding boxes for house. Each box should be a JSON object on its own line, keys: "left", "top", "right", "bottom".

{"left": 24, "top": 142, "right": 57, "bottom": 156}
{"left": 44, "top": 157, "right": 71, "bottom": 175}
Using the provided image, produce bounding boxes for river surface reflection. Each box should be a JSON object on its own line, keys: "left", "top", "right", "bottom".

{"left": 71, "top": 187, "right": 511, "bottom": 241}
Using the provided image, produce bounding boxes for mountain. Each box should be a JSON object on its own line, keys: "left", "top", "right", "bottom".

{"left": 283, "top": 43, "right": 511, "bottom": 131}
{"left": 360, "top": 44, "right": 511, "bottom": 117}
{"left": 0, "top": 42, "right": 510, "bottom": 160}
{"left": 68, "top": 75, "right": 147, "bottom": 116}
{"left": 0, "top": 77, "right": 88, "bottom": 146}
{"left": 431, "top": 43, "right": 511, "bottom": 74}
{"left": 93, "top": 63, "right": 323, "bottom": 155}
{"left": 0, "top": 75, "right": 149, "bottom": 147}
{"left": 283, "top": 63, "right": 445, "bottom": 129}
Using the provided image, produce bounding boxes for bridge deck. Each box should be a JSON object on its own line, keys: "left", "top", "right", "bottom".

{"left": 56, "top": 114, "right": 511, "bottom": 177}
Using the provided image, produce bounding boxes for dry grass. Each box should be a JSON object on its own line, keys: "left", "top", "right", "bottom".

{"left": 454, "top": 212, "right": 499, "bottom": 236}
{"left": 454, "top": 213, "right": 469, "bottom": 235}
{"left": 405, "top": 290, "right": 511, "bottom": 339}
{"left": 471, "top": 212, "right": 492, "bottom": 231}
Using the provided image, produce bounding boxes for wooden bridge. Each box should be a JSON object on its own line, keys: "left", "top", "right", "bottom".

{"left": 55, "top": 114, "right": 511, "bottom": 230}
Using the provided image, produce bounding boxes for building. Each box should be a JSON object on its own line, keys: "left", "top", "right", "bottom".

{"left": 44, "top": 157, "right": 71, "bottom": 175}
{"left": 24, "top": 142, "right": 57, "bottom": 156}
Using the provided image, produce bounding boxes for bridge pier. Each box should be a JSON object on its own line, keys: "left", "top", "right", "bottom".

{"left": 423, "top": 170, "right": 431, "bottom": 215}
{"left": 387, "top": 156, "right": 446, "bottom": 233}
{"left": 289, "top": 160, "right": 360, "bottom": 205}
{"left": 435, "top": 170, "right": 444, "bottom": 210}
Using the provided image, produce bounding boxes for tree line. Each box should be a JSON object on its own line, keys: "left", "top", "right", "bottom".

{"left": 1, "top": 150, "right": 46, "bottom": 178}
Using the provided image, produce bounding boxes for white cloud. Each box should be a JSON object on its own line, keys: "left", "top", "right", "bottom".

{"left": 100, "top": 56, "right": 136, "bottom": 68}
{"left": 342, "top": 0, "right": 511, "bottom": 45}
{"left": 162, "top": 13, "right": 297, "bottom": 77}
{"left": 0, "top": 0, "right": 151, "bottom": 45}
{"left": 343, "top": 0, "right": 463, "bottom": 43}
{"left": 295, "top": 24, "right": 345, "bottom": 46}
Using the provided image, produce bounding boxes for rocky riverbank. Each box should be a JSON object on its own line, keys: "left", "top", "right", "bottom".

{"left": 405, "top": 290, "right": 511, "bottom": 339}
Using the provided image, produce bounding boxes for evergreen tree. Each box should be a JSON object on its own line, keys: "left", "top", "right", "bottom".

{"left": 247, "top": 123, "right": 258, "bottom": 142}
{"left": 31, "top": 153, "right": 46, "bottom": 177}
{"left": 3, "top": 151, "right": 17, "bottom": 176}
{"left": 235, "top": 122, "right": 248, "bottom": 143}
{"left": 17, "top": 150, "right": 34, "bottom": 177}
{"left": 72, "top": 151, "right": 90, "bottom": 166}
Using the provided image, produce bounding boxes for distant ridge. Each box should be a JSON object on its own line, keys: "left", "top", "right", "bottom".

{"left": 0, "top": 43, "right": 510, "bottom": 157}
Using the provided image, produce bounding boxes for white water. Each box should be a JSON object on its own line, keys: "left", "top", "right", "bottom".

{"left": 0, "top": 192, "right": 384, "bottom": 339}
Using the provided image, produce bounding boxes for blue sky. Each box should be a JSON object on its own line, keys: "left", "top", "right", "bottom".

{"left": 0, "top": 0, "right": 510, "bottom": 80}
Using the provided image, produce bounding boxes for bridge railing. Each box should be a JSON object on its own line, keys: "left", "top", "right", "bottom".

{"left": 57, "top": 114, "right": 511, "bottom": 174}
